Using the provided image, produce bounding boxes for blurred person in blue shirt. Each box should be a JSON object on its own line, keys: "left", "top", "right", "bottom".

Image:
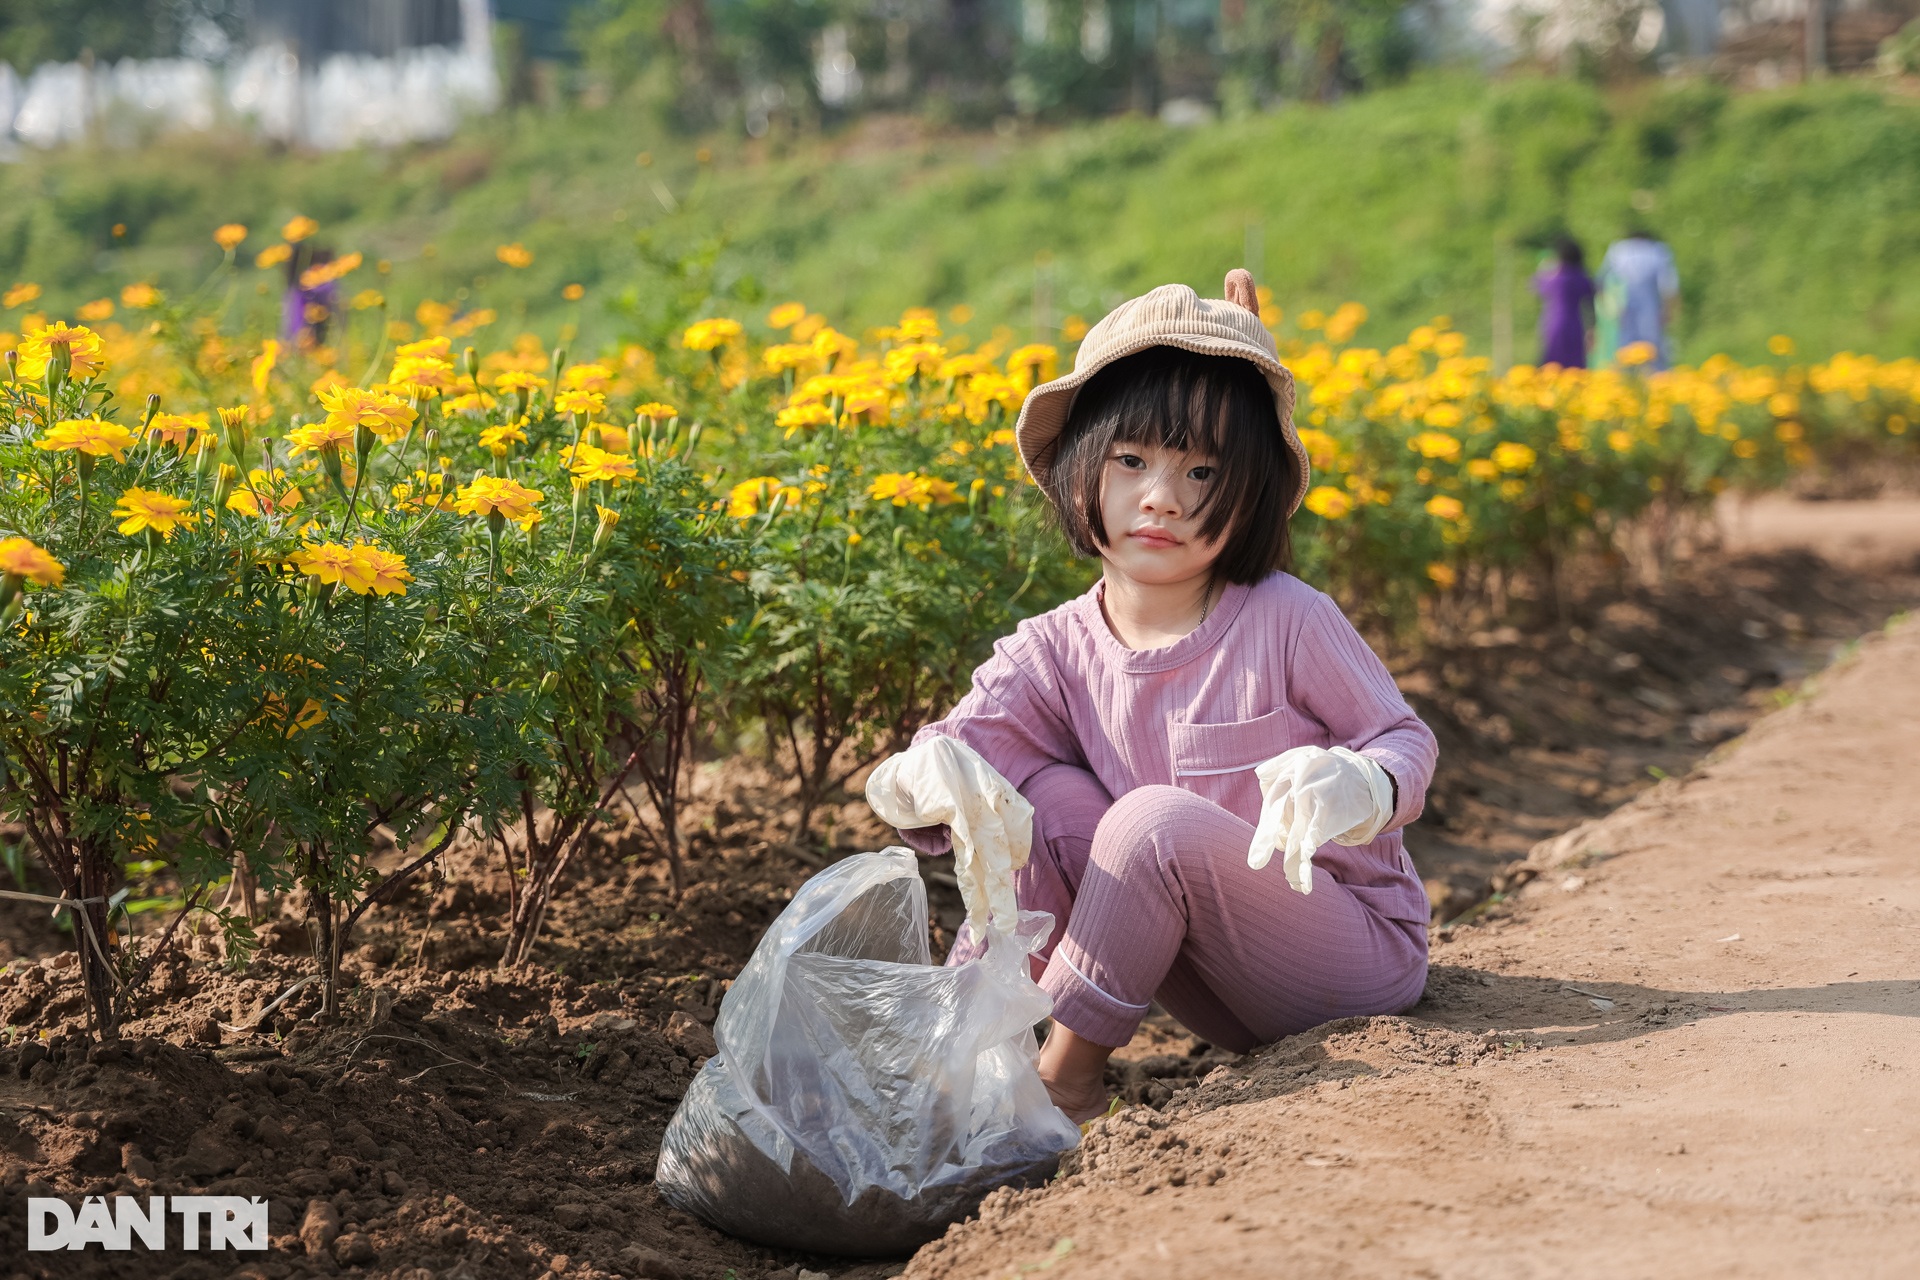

{"left": 1597, "top": 231, "right": 1680, "bottom": 369}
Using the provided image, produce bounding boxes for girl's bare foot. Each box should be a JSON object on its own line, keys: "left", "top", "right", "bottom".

{"left": 1038, "top": 1022, "right": 1117, "bottom": 1124}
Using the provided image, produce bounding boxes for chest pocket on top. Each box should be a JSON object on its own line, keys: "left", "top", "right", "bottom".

{"left": 1167, "top": 707, "right": 1294, "bottom": 821}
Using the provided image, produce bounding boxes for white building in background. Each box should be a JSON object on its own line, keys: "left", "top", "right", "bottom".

{"left": 0, "top": 0, "right": 500, "bottom": 156}
{"left": 1452, "top": 0, "right": 1912, "bottom": 71}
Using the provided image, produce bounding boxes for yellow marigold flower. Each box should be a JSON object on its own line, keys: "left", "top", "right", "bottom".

{"left": 937, "top": 353, "right": 992, "bottom": 381}
{"left": 776, "top": 402, "right": 835, "bottom": 435}
{"left": 496, "top": 242, "right": 534, "bottom": 269}
{"left": 318, "top": 384, "right": 415, "bottom": 442}
{"left": 842, "top": 381, "right": 894, "bottom": 423}
{"left": 389, "top": 355, "right": 457, "bottom": 395}
{"left": 883, "top": 343, "right": 947, "bottom": 385}
{"left": 1466, "top": 459, "right": 1499, "bottom": 481}
{"left": 349, "top": 543, "right": 412, "bottom": 596}
{"left": 225, "top": 469, "right": 302, "bottom": 517}
{"left": 1425, "top": 495, "right": 1466, "bottom": 521}
{"left": 562, "top": 283, "right": 585, "bottom": 301}
{"left": 633, "top": 401, "right": 678, "bottom": 421}
{"left": 299, "top": 251, "right": 362, "bottom": 289}
{"left": 1767, "top": 392, "right": 1799, "bottom": 418}
{"left": 562, "top": 363, "right": 614, "bottom": 394}
{"left": 1767, "top": 334, "right": 1796, "bottom": 357}
{"left": 397, "top": 336, "right": 452, "bottom": 360}
{"left": 1409, "top": 431, "right": 1462, "bottom": 460}
{"left": 351, "top": 289, "right": 385, "bottom": 311}
{"left": 1617, "top": 342, "right": 1656, "bottom": 368}
{"left": 0, "top": 537, "right": 65, "bottom": 587}
{"left": 494, "top": 370, "right": 549, "bottom": 395}
{"left": 1732, "top": 438, "right": 1759, "bottom": 459}
{"left": 682, "top": 318, "right": 744, "bottom": 351}
{"left": 868, "top": 471, "right": 959, "bottom": 508}
{"left": 1499, "top": 479, "right": 1527, "bottom": 501}
{"left": 146, "top": 412, "right": 212, "bottom": 451}
{"left": 554, "top": 387, "right": 605, "bottom": 417}
{"left": 288, "top": 541, "right": 358, "bottom": 587}
{"left": 1422, "top": 403, "right": 1465, "bottom": 429}
{"left": 1005, "top": 344, "right": 1059, "bottom": 386}
{"left": 767, "top": 301, "right": 807, "bottom": 329}
{"left": 1491, "top": 441, "right": 1537, "bottom": 472}
{"left": 17, "top": 322, "right": 106, "bottom": 382}
{"left": 251, "top": 339, "right": 279, "bottom": 398}
{"left": 1606, "top": 429, "right": 1635, "bottom": 453}
{"left": 568, "top": 444, "right": 638, "bottom": 484}
{"left": 255, "top": 244, "right": 292, "bottom": 269}
{"left": 3, "top": 282, "right": 43, "bottom": 308}
{"left": 595, "top": 504, "right": 621, "bottom": 530}
{"left": 285, "top": 421, "right": 357, "bottom": 455}
{"left": 1324, "top": 302, "right": 1369, "bottom": 344}
{"left": 455, "top": 475, "right": 544, "bottom": 526}
{"left": 36, "top": 417, "right": 134, "bottom": 461}
{"left": 113, "top": 487, "right": 198, "bottom": 540}
{"left": 282, "top": 216, "right": 318, "bottom": 243}
{"left": 726, "top": 476, "right": 789, "bottom": 518}
{"left": 213, "top": 223, "right": 247, "bottom": 251}
{"left": 1426, "top": 562, "right": 1457, "bottom": 589}
{"left": 1776, "top": 421, "right": 1805, "bottom": 442}
{"left": 1303, "top": 486, "right": 1353, "bottom": 519}
{"left": 1061, "top": 314, "right": 1089, "bottom": 341}
{"left": 76, "top": 298, "right": 114, "bottom": 322}
{"left": 810, "top": 326, "right": 857, "bottom": 363}
{"left": 762, "top": 343, "right": 816, "bottom": 374}
{"left": 120, "top": 282, "right": 162, "bottom": 309}
{"left": 1294, "top": 428, "right": 1340, "bottom": 470}
{"left": 478, "top": 423, "right": 528, "bottom": 457}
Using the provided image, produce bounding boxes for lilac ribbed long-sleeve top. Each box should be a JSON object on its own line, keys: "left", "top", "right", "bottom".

{"left": 910, "top": 570, "right": 1436, "bottom": 925}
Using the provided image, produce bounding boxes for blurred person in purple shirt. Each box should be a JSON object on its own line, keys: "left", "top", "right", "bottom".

{"left": 1533, "top": 236, "right": 1596, "bottom": 369}
{"left": 282, "top": 246, "right": 340, "bottom": 351}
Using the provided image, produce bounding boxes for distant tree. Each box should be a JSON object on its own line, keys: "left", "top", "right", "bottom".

{"left": 0, "top": 0, "right": 161, "bottom": 68}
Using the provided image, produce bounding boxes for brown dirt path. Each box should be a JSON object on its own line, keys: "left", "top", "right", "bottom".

{"left": 903, "top": 611, "right": 1920, "bottom": 1278}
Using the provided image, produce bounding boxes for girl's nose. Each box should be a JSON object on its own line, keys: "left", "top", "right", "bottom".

{"left": 1140, "top": 469, "right": 1183, "bottom": 517}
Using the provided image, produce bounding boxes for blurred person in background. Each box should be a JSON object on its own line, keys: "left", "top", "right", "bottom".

{"left": 283, "top": 246, "right": 339, "bottom": 351}
{"left": 1598, "top": 229, "right": 1680, "bottom": 370}
{"left": 1533, "top": 236, "right": 1596, "bottom": 369}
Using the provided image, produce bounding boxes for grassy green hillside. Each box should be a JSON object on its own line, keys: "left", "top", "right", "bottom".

{"left": 3, "top": 73, "right": 1918, "bottom": 361}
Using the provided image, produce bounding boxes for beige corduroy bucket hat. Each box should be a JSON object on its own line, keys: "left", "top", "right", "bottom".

{"left": 1014, "top": 269, "right": 1311, "bottom": 515}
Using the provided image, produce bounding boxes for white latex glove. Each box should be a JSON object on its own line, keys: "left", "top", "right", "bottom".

{"left": 866, "top": 736, "right": 1033, "bottom": 933}
{"left": 1248, "top": 746, "right": 1396, "bottom": 895}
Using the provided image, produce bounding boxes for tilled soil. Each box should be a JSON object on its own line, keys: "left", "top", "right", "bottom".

{"left": 0, "top": 499, "right": 1917, "bottom": 1279}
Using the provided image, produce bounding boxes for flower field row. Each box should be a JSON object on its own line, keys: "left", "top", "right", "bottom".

{"left": 2, "top": 223, "right": 1915, "bottom": 1035}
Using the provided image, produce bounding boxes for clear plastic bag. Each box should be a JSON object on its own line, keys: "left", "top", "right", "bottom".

{"left": 654, "top": 847, "right": 1081, "bottom": 1255}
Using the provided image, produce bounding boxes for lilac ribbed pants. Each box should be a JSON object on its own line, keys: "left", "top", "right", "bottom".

{"left": 948, "top": 762, "right": 1428, "bottom": 1053}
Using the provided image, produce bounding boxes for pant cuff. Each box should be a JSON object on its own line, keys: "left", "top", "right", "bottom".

{"left": 1040, "top": 947, "right": 1150, "bottom": 1048}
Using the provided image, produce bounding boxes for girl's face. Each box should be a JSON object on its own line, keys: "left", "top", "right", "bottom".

{"left": 1097, "top": 439, "right": 1226, "bottom": 586}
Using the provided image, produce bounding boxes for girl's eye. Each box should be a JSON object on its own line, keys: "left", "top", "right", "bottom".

{"left": 1188, "top": 466, "right": 1214, "bottom": 481}
{"left": 1114, "top": 453, "right": 1145, "bottom": 470}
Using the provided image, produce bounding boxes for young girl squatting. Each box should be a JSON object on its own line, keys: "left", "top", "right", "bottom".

{"left": 876, "top": 272, "right": 1436, "bottom": 1122}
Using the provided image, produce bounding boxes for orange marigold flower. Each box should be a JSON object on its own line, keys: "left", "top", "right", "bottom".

{"left": 0, "top": 537, "right": 65, "bottom": 587}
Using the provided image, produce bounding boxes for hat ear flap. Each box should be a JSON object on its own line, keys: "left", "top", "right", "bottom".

{"left": 1224, "top": 269, "right": 1259, "bottom": 315}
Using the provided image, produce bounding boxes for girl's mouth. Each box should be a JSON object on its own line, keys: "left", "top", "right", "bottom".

{"left": 1128, "top": 527, "right": 1182, "bottom": 548}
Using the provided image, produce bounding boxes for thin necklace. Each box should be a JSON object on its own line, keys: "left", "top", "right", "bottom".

{"left": 1198, "top": 579, "right": 1215, "bottom": 626}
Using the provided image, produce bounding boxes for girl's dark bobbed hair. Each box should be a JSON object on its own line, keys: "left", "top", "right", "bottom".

{"left": 1042, "top": 345, "right": 1299, "bottom": 585}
